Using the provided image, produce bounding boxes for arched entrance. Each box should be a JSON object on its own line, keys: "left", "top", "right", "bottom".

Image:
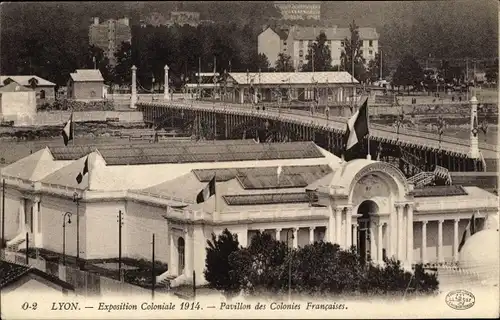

{"left": 177, "top": 237, "right": 185, "bottom": 274}
{"left": 357, "top": 200, "right": 379, "bottom": 264}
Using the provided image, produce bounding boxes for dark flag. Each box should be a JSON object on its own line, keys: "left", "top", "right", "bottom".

{"left": 458, "top": 212, "right": 477, "bottom": 252}
{"left": 343, "top": 99, "right": 369, "bottom": 153}
{"left": 76, "top": 156, "right": 89, "bottom": 184}
{"left": 196, "top": 175, "right": 216, "bottom": 204}
{"left": 62, "top": 113, "right": 73, "bottom": 146}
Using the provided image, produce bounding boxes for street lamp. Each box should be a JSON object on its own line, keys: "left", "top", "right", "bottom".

{"left": 73, "top": 192, "right": 82, "bottom": 268}
{"left": 286, "top": 228, "right": 295, "bottom": 302}
{"left": 62, "top": 212, "right": 72, "bottom": 266}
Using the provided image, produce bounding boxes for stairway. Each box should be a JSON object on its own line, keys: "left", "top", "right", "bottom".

{"left": 408, "top": 172, "right": 435, "bottom": 188}
{"left": 6, "top": 233, "right": 26, "bottom": 252}
{"left": 433, "top": 165, "right": 452, "bottom": 185}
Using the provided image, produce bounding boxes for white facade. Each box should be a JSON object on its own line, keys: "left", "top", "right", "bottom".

{"left": 274, "top": 1, "right": 322, "bottom": 20}
{"left": 1, "top": 145, "right": 497, "bottom": 287}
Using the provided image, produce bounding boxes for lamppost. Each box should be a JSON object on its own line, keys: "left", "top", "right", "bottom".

{"left": 73, "top": 192, "right": 82, "bottom": 268}
{"left": 62, "top": 212, "right": 72, "bottom": 266}
{"left": 286, "top": 228, "right": 295, "bottom": 302}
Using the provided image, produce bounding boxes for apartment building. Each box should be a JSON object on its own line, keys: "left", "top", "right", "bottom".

{"left": 258, "top": 25, "right": 379, "bottom": 70}
{"left": 89, "top": 17, "right": 132, "bottom": 66}
{"left": 273, "top": 1, "right": 321, "bottom": 20}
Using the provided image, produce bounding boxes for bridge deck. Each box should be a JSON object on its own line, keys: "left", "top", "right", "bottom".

{"left": 138, "top": 101, "right": 498, "bottom": 159}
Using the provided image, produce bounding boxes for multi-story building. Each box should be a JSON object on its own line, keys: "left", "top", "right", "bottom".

{"left": 258, "top": 25, "right": 379, "bottom": 70}
{"left": 89, "top": 17, "right": 132, "bottom": 66}
{"left": 274, "top": 1, "right": 322, "bottom": 21}
{"left": 142, "top": 11, "right": 211, "bottom": 28}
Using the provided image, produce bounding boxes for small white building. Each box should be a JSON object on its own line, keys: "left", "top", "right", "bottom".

{"left": 0, "top": 141, "right": 497, "bottom": 287}
{"left": 0, "top": 75, "right": 56, "bottom": 100}
{"left": 0, "top": 81, "right": 36, "bottom": 126}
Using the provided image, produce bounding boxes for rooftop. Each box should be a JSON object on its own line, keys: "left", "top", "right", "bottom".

{"left": 70, "top": 69, "right": 104, "bottom": 82}
{"left": 48, "top": 141, "right": 325, "bottom": 165}
{"left": 0, "top": 81, "right": 33, "bottom": 93}
{"left": 228, "top": 71, "right": 358, "bottom": 85}
{"left": 0, "top": 260, "right": 74, "bottom": 291}
{"left": 413, "top": 185, "right": 469, "bottom": 198}
{"left": 0, "top": 75, "right": 56, "bottom": 87}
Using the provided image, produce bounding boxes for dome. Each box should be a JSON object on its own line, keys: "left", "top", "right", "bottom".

{"left": 458, "top": 229, "right": 499, "bottom": 285}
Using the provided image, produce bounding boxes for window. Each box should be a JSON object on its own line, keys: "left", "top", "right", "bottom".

{"left": 369, "top": 40, "right": 373, "bottom": 47}
{"left": 369, "top": 50, "right": 373, "bottom": 55}
{"left": 299, "top": 40, "right": 304, "bottom": 47}
{"left": 283, "top": 41, "right": 287, "bottom": 46}
{"left": 341, "top": 41, "right": 345, "bottom": 47}
{"left": 299, "top": 49, "right": 304, "bottom": 57}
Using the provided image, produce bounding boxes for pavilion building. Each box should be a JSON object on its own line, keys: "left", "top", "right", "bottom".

{"left": 0, "top": 141, "right": 497, "bottom": 286}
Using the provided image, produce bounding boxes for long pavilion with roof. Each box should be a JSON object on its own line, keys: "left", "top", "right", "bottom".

{"left": 0, "top": 140, "right": 497, "bottom": 287}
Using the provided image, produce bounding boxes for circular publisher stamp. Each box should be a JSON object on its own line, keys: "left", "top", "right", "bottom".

{"left": 445, "top": 290, "right": 475, "bottom": 310}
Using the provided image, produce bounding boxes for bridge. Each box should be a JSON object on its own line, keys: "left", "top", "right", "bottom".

{"left": 137, "top": 100, "right": 497, "bottom": 179}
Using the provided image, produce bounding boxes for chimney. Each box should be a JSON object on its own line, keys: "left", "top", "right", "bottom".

{"left": 93, "top": 17, "right": 99, "bottom": 25}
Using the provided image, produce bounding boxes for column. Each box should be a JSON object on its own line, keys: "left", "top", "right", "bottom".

{"left": 328, "top": 208, "right": 335, "bottom": 244}
{"left": 352, "top": 223, "right": 358, "bottom": 247}
{"left": 309, "top": 226, "right": 315, "bottom": 244}
{"left": 32, "top": 199, "right": 40, "bottom": 247}
{"left": 164, "top": 65, "right": 170, "bottom": 100}
{"left": 389, "top": 207, "right": 396, "bottom": 258}
{"left": 370, "top": 222, "right": 376, "bottom": 261}
{"left": 184, "top": 228, "right": 192, "bottom": 276}
{"left": 406, "top": 205, "right": 414, "bottom": 265}
{"left": 469, "top": 96, "right": 479, "bottom": 158}
{"left": 18, "top": 198, "right": 26, "bottom": 234}
{"left": 421, "top": 221, "right": 427, "bottom": 264}
{"left": 453, "top": 219, "right": 459, "bottom": 262}
{"left": 396, "top": 205, "right": 404, "bottom": 260}
{"left": 292, "top": 228, "right": 298, "bottom": 248}
{"left": 169, "top": 232, "right": 176, "bottom": 275}
{"left": 130, "top": 65, "right": 137, "bottom": 109}
{"left": 377, "top": 222, "right": 383, "bottom": 263}
{"left": 437, "top": 220, "right": 444, "bottom": 263}
{"left": 276, "top": 228, "right": 281, "bottom": 242}
{"left": 335, "top": 207, "right": 342, "bottom": 246}
{"left": 345, "top": 208, "right": 352, "bottom": 248}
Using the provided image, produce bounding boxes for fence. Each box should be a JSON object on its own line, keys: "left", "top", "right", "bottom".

{"left": 13, "top": 111, "right": 145, "bottom": 126}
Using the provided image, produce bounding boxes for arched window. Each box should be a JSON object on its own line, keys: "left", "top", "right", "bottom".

{"left": 40, "top": 90, "right": 46, "bottom": 99}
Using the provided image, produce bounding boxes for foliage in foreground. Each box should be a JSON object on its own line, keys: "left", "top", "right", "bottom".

{"left": 205, "top": 230, "right": 439, "bottom": 297}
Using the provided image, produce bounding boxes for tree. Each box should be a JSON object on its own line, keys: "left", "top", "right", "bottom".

{"left": 393, "top": 55, "right": 424, "bottom": 92}
{"left": 247, "top": 53, "right": 271, "bottom": 72}
{"left": 485, "top": 58, "right": 498, "bottom": 83}
{"left": 87, "top": 45, "right": 112, "bottom": 85}
{"left": 301, "top": 32, "right": 334, "bottom": 72}
{"left": 367, "top": 52, "right": 389, "bottom": 83}
{"left": 340, "top": 20, "right": 367, "bottom": 82}
{"left": 275, "top": 53, "right": 294, "bottom": 72}
{"left": 204, "top": 229, "right": 241, "bottom": 296}
{"left": 113, "top": 41, "right": 133, "bottom": 86}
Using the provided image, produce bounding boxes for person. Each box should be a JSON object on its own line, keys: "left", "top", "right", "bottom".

{"left": 325, "top": 106, "right": 330, "bottom": 120}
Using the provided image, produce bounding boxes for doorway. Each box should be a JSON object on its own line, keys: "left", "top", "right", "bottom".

{"left": 356, "top": 200, "right": 379, "bottom": 264}
{"left": 177, "top": 237, "right": 185, "bottom": 275}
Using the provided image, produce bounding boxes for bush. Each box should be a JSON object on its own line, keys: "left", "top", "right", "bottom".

{"left": 206, "top": 231, "right": 440, "bottom": 298}
{"left": 36, "top": 99, "right": 115, "bottom": 112}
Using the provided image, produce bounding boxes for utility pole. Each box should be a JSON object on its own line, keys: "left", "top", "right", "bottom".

{"left": 198, "top": 57, "right": 201, "bottom": 100}
{"left": 1, "top": 179, "right": 5, "bottom": 251}
{"left": 151, "top": 233, "right": 155, "bottom": 300}
{"left": 118, "top": 210, "right": 123, "bottom": 281}
{"left": 379, "top": 48, "right": 383, "bottom": 80}
{"left": 25, "top": 232, "right": 29, "bottom": 265}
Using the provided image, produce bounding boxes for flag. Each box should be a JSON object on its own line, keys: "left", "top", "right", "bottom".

{"left": 343, "top": 99, "right": 369, "bottom": 151}
{"left": 76, "top": 156, "right": 89, "bottom": 184}
{"left": 196, "top": 175, "right": 216, "bottom": 204}
{"left": 62, "top": 114, "right": 73, "bottom": 146}
{"left": 458, "top": 212, "right": 477, "bottom": 252}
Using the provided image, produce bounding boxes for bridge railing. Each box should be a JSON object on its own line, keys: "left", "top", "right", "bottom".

{"left": 138, "top": 101, "right": 495, "bottom": 155}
